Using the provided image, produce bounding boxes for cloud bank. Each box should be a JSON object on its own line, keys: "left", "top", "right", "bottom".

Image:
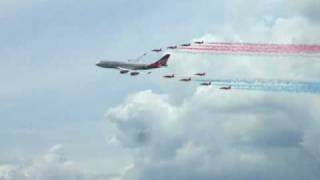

{"left": 106, "top": 89, "right": 320, "bottom": 180}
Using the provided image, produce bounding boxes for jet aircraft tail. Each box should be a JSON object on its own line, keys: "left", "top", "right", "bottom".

{"left": 148, "top": 54, "right": 170, "bottom": 68}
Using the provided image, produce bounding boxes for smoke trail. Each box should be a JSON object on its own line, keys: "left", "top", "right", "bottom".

{"left": 176, "top": 42, "right": 320, "bottom": 56}
{"left": 174, "top": 49, "right": 320, "bottom": 58}
{"left": 178, "top": 46, "right": 320, "bottom": 55}
{"left": 194, "top": 79, "right": 320, "bottom": 94}
{"left": 199, "top": 42, "right": 320, "bottom": 53}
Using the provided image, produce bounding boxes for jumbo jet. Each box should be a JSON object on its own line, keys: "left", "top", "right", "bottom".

{"left": 96, "top": 54, "right": 170, "bottom": 76}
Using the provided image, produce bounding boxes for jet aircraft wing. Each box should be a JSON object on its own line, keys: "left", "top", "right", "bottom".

{"left": 117, "top": 67, "right": 131, "bottom": 71}
{"left": 116, "top": 67, "right": 132, "bottom": 74}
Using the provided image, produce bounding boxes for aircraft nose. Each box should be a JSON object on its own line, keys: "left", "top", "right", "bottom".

{"left": 96, "top": 61, "right": 102, "bottom": 66}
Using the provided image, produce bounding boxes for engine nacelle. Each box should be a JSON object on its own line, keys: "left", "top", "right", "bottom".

{"left": 120, "top": 70, "right": 129, "bottom": 74}
{"left": 130, "top": 72, "right": 139, "bottom": 76}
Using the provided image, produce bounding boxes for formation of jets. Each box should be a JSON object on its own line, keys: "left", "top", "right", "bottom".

{"left": 96, "top": 40, "right": 232, "bottom": 90}
{"left": 150, "top": 40, "right": 206, "bottom": 53}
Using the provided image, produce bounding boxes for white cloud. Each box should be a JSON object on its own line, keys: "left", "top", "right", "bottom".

{"left": 0, "top": 165, "right": 18, "bottom": 180}
{"left": 196, "top": 16, "right": 320, "bottom": 44}
{"left": 0, "top": 144, "right": 118, "bottom": 180}
{"left": 270, "top": 17, "right": 320, "bottom": 44}
{"left": 288, "top": 0, "right": 320, "bottom": 21}
{"left": 106, "top": 89, "right": 320, "bottom": 180}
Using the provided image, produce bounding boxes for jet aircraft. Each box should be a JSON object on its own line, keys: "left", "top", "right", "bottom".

{"left": 194, "top": 41, "right": 204, "bottom": 44}
{"left": 152, "top": 48, "right": 162, "bottom": 52}
{"left": 181, "top": 43, "right": 191, "bottom": 47}
{"left": 200, "top": 81, "right": 211, "bottom": 86}
{"left": 96, "top": 54, "right": 170, "bottom": 76}
{"left": 194, "top": 72, "right": 206, "bottom": 76}
{"left": 167, "top": 46, "right": 177, "bottom": 49}
{"left": 163, "top": 74, "right": 175, "bottom": 78}
{"left": 180, "top": 77, "right": 192, "bottom": 82}
{"left": 220, "top": 85, "right": 231, "bottom": 90}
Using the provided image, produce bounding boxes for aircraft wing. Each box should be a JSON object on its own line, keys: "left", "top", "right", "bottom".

{"left": 116, "top": 67, "right": 150, "bottom": 75}
{"left": 117, "top": 67, "right": 132, "bottom": 71}
{"left": 116, "top": 67, "right": 132, "bottom": 74}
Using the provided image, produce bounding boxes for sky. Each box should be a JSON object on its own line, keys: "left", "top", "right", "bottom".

{"left": 1, "top": 0, "right": 320, "bottom": 179}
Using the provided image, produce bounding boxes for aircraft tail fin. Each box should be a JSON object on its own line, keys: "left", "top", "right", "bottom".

{"left": 149, "top": 54, "right": 170, "bottom": 68}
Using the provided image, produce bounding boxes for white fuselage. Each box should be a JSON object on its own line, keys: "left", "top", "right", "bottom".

{"left": 96, "top": 61, "right": 152, "bottom": 70}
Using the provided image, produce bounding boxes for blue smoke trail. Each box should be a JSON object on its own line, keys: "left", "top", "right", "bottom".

{"left": 194, "top": 79, "right": 320, "bottom": 94}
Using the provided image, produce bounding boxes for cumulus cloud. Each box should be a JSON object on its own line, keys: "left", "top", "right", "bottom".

{"left": 107, "top": 91, "right": 182, "bottom": 158}
{"left": 198, "top": 0, "right": 320, "bottom": 45}
{"left": 0, "top": 144, "right": 118, "bottom": 180}
{"left": 196, "top": 16, "right": 320, "bottom": 44}
{"left": 106, "top": 89, "right": 320, "bottom": 180}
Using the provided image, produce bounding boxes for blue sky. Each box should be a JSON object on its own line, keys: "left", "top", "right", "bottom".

{"left": 1, "top": 0, "right": 320, "bottom": 179}
{"left": 0, "top": 0, "right": 226, "bottom": 173}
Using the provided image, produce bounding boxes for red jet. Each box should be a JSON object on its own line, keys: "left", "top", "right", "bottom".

{"left": 194, "top": 41, "right": 204, "bottom": 44}
{"left": 194, "top": 72, "right": 206, "bottom": 76}
{"left": 220, "top": 85, "right": 231, "bottom": 90}
{"left": 181, "top": 43, "right": 191, "bottom": 47}
{"left": 163, "top": 74, "right": 175, "bottom": 78}
{"left": 180, "top": 77, "right": 192, "bottom": 82}
{"left": 167, "top": 46, "right": 177, "bottom": 49}
{"left": 152, "top": 48, "right": 162, "bottom": 52}
{"left": 200, "top": 81, "right": 211, "bottom": 86}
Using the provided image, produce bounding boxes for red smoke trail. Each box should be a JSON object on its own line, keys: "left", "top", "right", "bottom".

{"left": 178, "top": 42, "right": 320, "bottom": 55}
